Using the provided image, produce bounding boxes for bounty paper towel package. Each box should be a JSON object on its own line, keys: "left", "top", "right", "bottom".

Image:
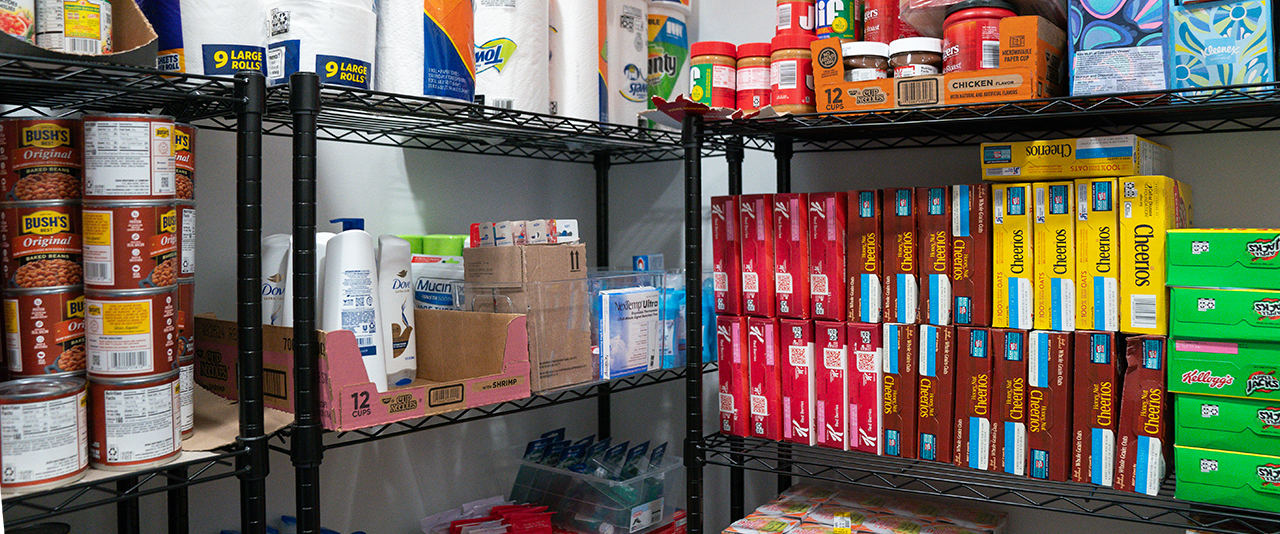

{"left": 267, "top": 0, "right": 377, "bottom": 88}
{"left": 377, "top": 0, "right": 476, "bottom": 100}
{"left": 475, "top": 0, "right": 550, "bottom": 112}
{"left": 646, "top": 1, "right": 689, "bottom": 116}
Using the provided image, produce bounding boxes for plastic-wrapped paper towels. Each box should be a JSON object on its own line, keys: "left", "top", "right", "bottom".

{"left": 646, "top": 1, "right": 689, "bottom": 111}
{"left": 376, "top": 0, "right": 476, "bottom": 101}
{"left": 139, "top": 0, "right": 267, "bottom": 75}
{"left": 606, "top": 0, "right": 648, "bottom": 126}
{"left": 549, "top": 0, "right": 599, "bottom": 120}
{"left": 474, "top": 0, "right": 550, "bottom": 113}
{"left": 265, "top": 0, "right": 377, "bottom": 88}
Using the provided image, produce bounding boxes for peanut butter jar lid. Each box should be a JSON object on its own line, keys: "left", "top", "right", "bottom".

{"left": 772, "top": 33, "right": 819, "bottom": 52}
{"left": 842, "top": 41, "right": 890, "bottom": 58}
{"left": 692, "top": 41, "right": 738, "bottom": 58}
{"left": 738, "top": 42, "right": 773, "bottom": 58}
{"left": 889, "top": 37, "right": 943, "bottom": 56}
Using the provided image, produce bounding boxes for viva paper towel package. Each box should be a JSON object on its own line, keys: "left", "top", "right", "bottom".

{"left": 647, "top": 1, "right": 689, "bottom": 114}
{"left": 376, "top": 0, "right": 476, "bottom": 101}
{"left": 549, "top": 0, "right": 600, "bottom": 120}
{"left": 607, "top": 0, "right": 649, "bottom": 126}
{"left": 475, "top": 0, "right": 550, "bottom": 113}
{"left": 267, "top": 0, "right": 377, "bottom": 88}
{"left": 143, "top": 0, "right": 267, "bottom": 75}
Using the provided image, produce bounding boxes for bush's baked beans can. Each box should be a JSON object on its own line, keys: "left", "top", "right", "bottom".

{"left": 175, "top": 278, "right": 194, "bottom": 361}
{"left": 0, "top": 201, "right": 82, "bottom": 289}
{"left": 82, "top": 114, "right": 175, "bottom": 201}
{"left": 3, "top": 286, "right": 86, "bottom": 377}
{"left": 0, "top": 118, "right": 82, "bottom": 201}
{"left": 174, "top": 124, "right": 195, "bottom": 201}
{"left": 177, "top": 201, "right": 194, "bottom": 279}
{"left": 88, "top": 370, "right": 181, "bottom": 471}
{"left": 82, "top": 200, "right": 177, "bottom": 290}
{"left": 178, "top": 355, "right": 193, "bottom": 439}
{"left": 84, "top": 287, "right": 178, "bottom": 379}
{"left": 0, "top": 376, "right": 88, "bottom": 494}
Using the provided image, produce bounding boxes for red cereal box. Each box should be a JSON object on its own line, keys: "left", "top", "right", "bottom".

{"left": 917, "top": 325, "right": 956, "bottom": 463}
{"left": 990, "top": 328, "right": 1028, "bottom": 476}
{"left": 748, "top": 317, "right": 784, "bottom": 441}
{"left": 717, "top": 315, "right": 750, "bottom": 437}
{"left": 712, "top": 196, "right": 743, "bottom": 315}
{"left": 847, "top": 190, "right": 884, "bottom": 324}
{"left": 740, "top": 194, "right": 777, "bottom": 317}
{"left": 847, "top": 322, "right": 883, "bottom": 454}
{"left": 1027, "top": 330, "right": 1074, "bottom": 482}
{"left": 774, "top": 194, "right": 810, "bottom": 319}
{"left": 883, "top": 189, "right": 919, "bottom": 324}
{"left": 1073, "top": 330, "right": 1122, "bottom": 486}
{"left": 917, "top": 187, "right": 952, "bottom": 326}
{"left": 815, "top": 321, "right": 849, "bottom": 450}
{"left": 780, "top": 318, "right": 816, "bottom": 446}
{"left": 954, "top": 327, "right": 994, "bottom": 470}
{"left": 809, "top": 192, "right": 848, "bottom": 321}
{"left": 951, "top": 184, "right": 992, "bottom": 327}
{"left": 882, "top": 323, "right": 919, "bottom": 458}
{"left": 1114, "top": 335, "right": 1169, "bottom": 495}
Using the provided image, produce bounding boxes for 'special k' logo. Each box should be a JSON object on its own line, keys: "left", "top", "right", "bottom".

{"left": 1247, "top": 371, "right": 1280, "bottom": 396}
{"left": 475, "top": 38, "right": 517, "bottom": 75}
{"left": 1257, "top": 299, "right": 1280, "bottom": 320}
{"left": 1248, "top": 235, "right": 1280, "bottom": 261}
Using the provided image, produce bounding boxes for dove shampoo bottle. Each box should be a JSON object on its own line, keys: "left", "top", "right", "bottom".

{"left": 378, "top": 235, "right": 417, "bottom": 387}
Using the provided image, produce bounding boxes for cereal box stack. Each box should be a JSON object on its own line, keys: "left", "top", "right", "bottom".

{"left": 722, "top": 483, "right": 1007, "bottom": 534}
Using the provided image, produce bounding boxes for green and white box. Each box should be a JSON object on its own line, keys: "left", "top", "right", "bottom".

{"left": 1167, "top": 229, "right": 1280, "bottom": 291}
{"left": 1175, "top": 446, "right": 1280, "bottom": 513}
{"left": 1176, "top": 393, "right": 1280, "bottom": 453}
{"left": 1170, "top": 287, "right": 1280, "bottom": 343}
{"left": 1169, "top": 338, "right": 1280, "bottom": 402}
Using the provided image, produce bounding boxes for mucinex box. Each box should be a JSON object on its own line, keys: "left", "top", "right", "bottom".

{"left": 1114, "top": 335, "right": 1170, "bottom": 496}
{"left": 712, "top": 196, "right": 743, "bottom": 315}
{"left": 748, "top": 317, "right": 784, "bottom": 441}
{"left": 1168, "top": 337, "right": 1280, "bottom": 402}
{"left": 848, "top": 322, "right": 883, "bottom": 454}
{"left": 952, "top": 184, "right": 992, "bottom": 327}
{"left": 774, "top": 193, "right": 810, "bottom": 319}
{"left": 954, "top": 327, "right": 994, "bottom": 470}
{"left": 917, "top": 325, "right": 956, "bottom": 463}
{"left": 980, "top": 135, "right": 1170, "bottom": 180}
{"left": 847, "top": 189, "right": 884, "bottom": 323}
{"left": 882, "top": 323, "right": 919, "bottom": 458}
{"left": 1032, "top": 181, "right": 1076, "bottom": 331}
{"left": 1076, "top": 178, "right": 1120, "bottom": 332}
{"left": 717, "top": 315, "right": 750, "bottom": 437}
{"left": 816, "top": 321, "right": 850, "bottom": 450}
{"left": 781, "top": 318, "right": 816, "bottom": 446}
{"left": 810, "top": 192, "right": 848, "bottom": 321}
{"left": 1073, "top": 330, "right": 1123, "bottom": 486}
{"left": 1167, "top": 229, "right": 1280, "bottom": 291}
{"left": 1027, "top": 330, "right": 1073, "bottom": 482}
{"left": 990, "top": 328, "right": 1028, "bottom": 476}
{"left": 1175, "top": 393, "right": 1280, "bottom": 454}
{"left": 884, "top": 189, "right": 920, "bottom": 324}
{"left": 918, "top": 187, "right": 952, "bottom": 326}
{"left": 740, "top": 194, "right": 777, "bottom": 317}
{"left": 1119, "top": 175, "right": 1192, "bottom": 335}
{"left": 992, "top": 183, "right": 1034, "bottom": 330}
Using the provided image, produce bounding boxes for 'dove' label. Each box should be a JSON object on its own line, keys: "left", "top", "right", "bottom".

{"left": 319, "top": 55, "right": 372, "bottom": 89}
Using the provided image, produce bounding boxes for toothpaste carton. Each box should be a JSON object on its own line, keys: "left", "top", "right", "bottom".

{"left": 917, "top": 325, "right": 956, "bottom": 463}
{"left": 954, "top": 327, "right": 994, "bottom": 470}
{"left": 847, "top": 189, "right": 884, "bottom": 323}
{"left": 918, "top": 187, "right": 952, "bottom": 326}
{"left": 748, "top": 317, "right": 784, "bottom": 441}
{"left": 980, "top": 135, "right": 1170, "bottom": 180}
{"left": 882, "top": 323, "right": 919, "bottom": 458}
{"left": 781, "top": 318, "right": 817, "bottom": 446}
{"left": 1114, "top": 335, "right": 1170, "bottom": 495}
{"left": 1027, "top": 330, "right": 1074, "bottom": 482}
{"left": 1170, "top": 287, "right": 1280, "bottom": 343}
{"left": 1072, "top": 330, "right": 1123, "bottom": 485}
{"left": 1168, "top": 337, "right": 1280, "bottom": 402}
{"left": 717, "top": 315, "right": 750, "bottom": 437}
{"left": 479, "top": 222, "right": 495, "bottom": 247}
{"left": 1032, "top": 182, "right": 1076, "bottom": 331}
{"left": 990, "top": 328, "right": 1028, "bottom": 475}
{"left": 1167, "top": 229, "right": 1280, "bottom": 291}
{"left": 992, "top": 183, "right": 1035, "bottom": 330}
{"left": 741, "top": 194, "right": 778, "bottom": 317}
{"left": 816, "top": 321, "right": 850, "bottom": 450}
{"left": 848, "top": 322, "right": 883, "bottom": 454}
{"left": 951, "top": 184, "right": 992, "bottom": 327}
{"left": 1075, "top": 178, "right": 1120, "bottom": 331}
{"left": 884, "top": 189, "right": 920, "bottom": 324}
{"left": 774, "top": 194, "right": 811, "bottom": 319}
{"left": 1174, "top": 445, "right": 1280, "bottom": 513}
{"left": 494, "top": 221, "right": 517, "bottom": 246}
{"left": 810, "top": 192, "right": 849, "bottom": 322}
{"left": 1174, "top": 393, "right": 1280, "bottom": 454}
{"left": 712, "top": 196, "right": 744, "bottom": 316}
{"left": 1119, "top": 175, "right": 1193, "bottom": 335}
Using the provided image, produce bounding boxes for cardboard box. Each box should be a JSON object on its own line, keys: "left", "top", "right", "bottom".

{"left": 781, "top": 318, "right": 816, "bottom": 446}
{"left": 1167, "top": 0, "right": 1276, "bottom": 91}
{"left": 1032, "top": 181, "right": 1076, "bottom": 331}
{"left": 712, "top": 196, "right": 744, "bottom": 316}
{"left": 882, "top": 323, "right": 919, "bottom": 458}
{"left": 464, "top": 244, "right": 588, "bottom": 286}
{"left": 847, "top": 190, "right": 884, "bottom": 323}
{"left": 1175, "top": 393, "right": 1280, "bottom": 454}
{"left": 1169, "top": 337, "right": 1280, "bottom": 401}
{"left": 1026, "top": 330, "right": 1073, "bottom": 482}
{"left": 1075, "top": 178, "right": 1120, "bottom": 332}
{"left": 1068, "top": 0, "right": 1166, "bottom": 96}
{"left": 999, "top": 16, "right": 1066, "bottom": 90}
{"left": 0, "top": 0, "right": 158, "bottom": 67}
{"left": 814, "top": 68, "right": 1056, "bottom": 113}
{"left": 1114, "top": 335, "right": 1170, "bottom": 495}
{"left": 816, "top": 321, "right": 849, "bottom": 450}
{"left": 1072, "top": 330, "right": 1123, "bottom": 485}
{"left": 990, "top": 328, "right": 1028, "bottom": 476}
{"left": 917, "top": 325, "right": 956, "bottom": 463}
{"left": 810, "top": 192, "right": 848, "bottom": 322}
{"left": 1174, "top": 445, "right": 1280, "bottom": 513}
{"left": 748, "top": 317, "right": 784, "bottom": 441}
{"left": 981, "top": 136, "right": 1171, "bottom": 181}
{"left": 1120, "top": 176, "right": 1193, "bottom": 335}
{"left": 951, "top": 184, "right": 992, "bottom": 327}
{"left": 992, "top": 183, "right": 1034, "bottom": 330}
{"left": 884, "top": 189, "right": 920, "bottom": 325}
{"left": 1170, "top": 287, "right": 1280, "bottom": 343}
{"left": 954, "top": 327, "right": 994, "bottom": 470}
{"left": 1168, "top": 229, "right": 1280, "bottom": 291}
{"left": 918, "top": 187, "right": 952, "bottom": 326}
{"left": 717, "top": 315, "right": 751, "bottom": 437}
{"left": 740, "top": 194, "right": 777, "bottom": 317}
{"left": 194, "top": 311, "right": 532, "bottom": 432}
{"left": 848, "top": 322, "right": 883, "bottom": 454}
{"left": 774, "top": 194, "right": 811, "bottom": 319}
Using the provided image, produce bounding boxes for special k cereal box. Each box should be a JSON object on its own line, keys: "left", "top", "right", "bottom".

{"left": 1114, "top": 335, "right": 1169, "bottom": 496}
{"left": 1032, "top": 181, "right": 1076, "bottom": 331}
{"left": 952, "top": 184, "right": 992, "bottom": 327}
{"left": 740, "top": 194, "right": 777, "bottom": 317}
{"left": 954, "top": 327, "right": 994, "bottom": 470}
{"left": 748, "top": 317, "right": 784, "bottom": 441}
{"left": 1076, "top": 178, "right": 1119, "bottom": 331}
{"left": 816, "top": 321, "right": 850, "bottom": 450}
{"left": 882, "top": 323, "right": 919, "bottom": 458}
{"left": 917, "top": 325, "right": 956, "bottom": 463}
{"left": 848, "top": 322, "right": 883, "bottom": 454}
{"left": 884, "top": 189, "right": 920, "bottom": 324}
{"left": 717, "top": 315, "right": 750, "bottom": 437}
{"left": 1073, "top": 330, "right": 1122, "bottom": 486}
{"left": 1027, "top": 330, "right": 1074, "bottom": 482}
{"left": 1119, "top": 176, "right": 1192, "bottom": 335}
{"left": 918, "top": 187, "right": 952, "bottom": 326}
{"left": 992, "top": 183, "right": 1034, "bottom": 330}
{"left": 712, "top": 196, "right": 743, "bottom": 315}
{"left": 774, "top": 193, "right": 811, "bottom": 319}
{"left": 781, "top": 318, "right": 816, "bottom": 446}
{"left": 990, "top": 328, "right": 1028, "bottom": 476}
{"left": 810, "top": 192, "right": 848, "bottom": 321}
{"left": 847, "top": 190, "right": 884, "bottom": 323}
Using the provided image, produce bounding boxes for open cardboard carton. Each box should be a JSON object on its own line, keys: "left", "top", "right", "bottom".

{"left": 194, "top": 309, "right": 532, "bottom": 432}
{"left": 0, "top": 0, "right": 158, "bottom": 68}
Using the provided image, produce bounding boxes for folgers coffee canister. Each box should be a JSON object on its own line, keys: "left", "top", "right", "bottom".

{"left": 88, "top": 370, "right": 181, "bottom": 471}
{"left": 82, "top": 200, "right": 178, "bottom": 290}
{"left": 82, "top": 114, "right": 176, "bottom": 202}
{"left": 942, "top": 0, "right": 1017, "bottom": 73}
{"left": 3, "top": 286, "right": 86, "bottom": 377}
{"left": 173, "top": 124, "right": 195, "bottom": 201}
{"left": 85, "top": 287, "right": 178, "bottom": 379}
{"left": 0, "top": 118, "right": 81, "bottom": 201}
{"left": 0, "top": 201, "right": 82, "bottom": 289}
{"left": 0, "top": 376, "right": 89, "bottom": 494}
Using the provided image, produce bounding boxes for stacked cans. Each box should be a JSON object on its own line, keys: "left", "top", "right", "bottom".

{"left": 175, "top": 123, "right": 196, "bottom": 440}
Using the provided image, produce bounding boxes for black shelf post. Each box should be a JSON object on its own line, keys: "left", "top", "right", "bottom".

{"left": 726, "top": 135, "right": 745, "bottom": 522}
{"left": 167, "top": 466, "right": 190, "bottom": 534}
{"left": 683, "top": 114, "right": 706, "bottom": 534}
{"left": 773, "top": 135, "right": 793, "bottom": 495}
{"left": 116, "top": 477, "right": 139, "bottom": 534}
{"left": 727, "top": 137, "right": 744, "bottom": 195}
{"left": 595, "top": 151, "right": 613, "bottom": 440}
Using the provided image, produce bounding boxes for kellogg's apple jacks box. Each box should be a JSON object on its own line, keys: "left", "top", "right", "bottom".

{"left": 848, "top": 189, "right": 884, "bottom": 324}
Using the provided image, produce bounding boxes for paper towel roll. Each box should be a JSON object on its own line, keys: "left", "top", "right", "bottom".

{"left": 173, "top": 0, "right": 267, "bottom": 75}
{"left": 265, "top": 0, "right": 377, "bottom": 88}
{"left": 549, "top": 0, "right": 599, "bottom": 121}
{"left": 606, "top": 0, "right": 648, "bottom": 126}
{"left": 474, "top": 0, "right": 550, "bottom": 113}
{"left": 646, "top": 1, "right": 689, "bottom": 107}
{"left": 376, "top": 0, "right": 476, "bottom": 101}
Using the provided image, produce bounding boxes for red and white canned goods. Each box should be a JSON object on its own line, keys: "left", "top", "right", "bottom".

{"left": 88, "top": 370, "right": 181, "bottom": 470}
{"left": 0, "top": 118, "right": 82, "bottom": 201}
{"left": 177, "top": 200, "right": 194, "bottom": 279}
{"left": 0, "top": 376, "right": 88, "bottom": 494}
{"left": 0, "top": 201, "right": 82, "bottom": 289}
{"left": 175, "top": 278, "right": 194, "bottom": 361}
{"left": 85, "top": 286, "right": 178, "bottom": 379}
{"left": 4, "top": 286, "right": 86, "bottom": 377}
{"left": 179, "top": 356, "right": 194, "bottom": 439}
{"left": 82, "top": 114, "right": 176, "bottom": 201}
{"left": 174, "top": 124, "right": 195, "bottom": 201}
{"left": 0, "top": 1, "right": 35, "bottom": 43}
{"left": 82, "top": 200, "right": 178, "bottom": 290}
{"left": 35, "top": 0, "right": 112, "bottom": 54}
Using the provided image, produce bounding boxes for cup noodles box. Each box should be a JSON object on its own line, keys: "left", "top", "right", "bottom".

{"left": 1119, "top": 175, "right": 1192, "bottom": 336}
{"left": 1113, "top": 336, "right": 1170, "bottom": 496}
{"left": 1174, "top": 445, "right": 1280, "bottom": 513}
{"left": 883, "top": 189, "right": 919, "bottom": 324}
{"left": 809, "top": 192, "right": 848, "bottom": 322}
{"left": 917, "top": 187, "right": 951, "bottom": 326}
{"left": 1027, "top": 330, "right": 1073, "bottom": 482}
{"left": 780, "top": 318, "right": 816, "bottom": 446}
{"left": 989, "top": 328, "right": 1028, "bottom": 476}
{"left": 999, "top": 16, "right": 1066, "bottom": 90}
{"left": 882, "top": 323, "right": 919, "bottom": 458}
{"left": 847, "top": 190, "right": 883, "bottom": 324}
{"left": 951, "top": 184, "right": 992, "bottom": 327}
{"left": 1075, "top": 178, "right": 1120, "bottom": 332}
{"left": 992, "top": 183, "right": 1034, "bottom": 330}
{"left": 980, "top": 135, "right": 1171, "bottom": 181}
{"left": 712, "top": 196, "right": 743, "bottom": 316}
{"left": 1170, "top": 287, "right": 1280, "bottom": 343}
{"left": 848, "top": 322, "right": 883, "bottom": 454}
{"left": 1175, "top": 393, "right": 1280, "bottom": 454}
{"left": 816, "top": 321, "right": 849, "bottom": 450}
{"left": 954, "top": 327, "right": 994, "bottom": 470}
{"left": 774, "top": 194, "right": 810, "bottom": 319}
{"left": 1072, "top": 330, "right": 1123, "bottom": 485}
{"left": 748, "top": 317, "right": 784, "bottom": 441}
{"left": 718, "top": 315, "right": 751, "bottom": 437}
{"left": 1169, "top": 337, "right": 1280, "bottom": 402}
{"left": 741, "top": 194, "right": 777, "bottom": 317}
{"left": 1032, "top": 182, "right": 1076, "bottom": 331}
{"left": 917, "top": 325, "right": 956, "bottom": 463}
{"left": 1168, "top": 229, "right": 1280, "bottom": 291}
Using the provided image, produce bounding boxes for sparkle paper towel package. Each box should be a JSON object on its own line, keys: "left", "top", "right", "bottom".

{"left": 267, "top": 0, "right": 377, "bottom": 88}
{"left": 550, "top": 0, "right": 601, "bottom": 120}
{"left": 475, "top": 0, "right": 550, "bottom": 113}
{"left": 607, "top": 0, "right": 649, "bottom": 125}
{"left": 149, "top": 0, "right": 268, "bottom": 75}
{"left": 376, "top": 0, "right": 476, "bottom": 100}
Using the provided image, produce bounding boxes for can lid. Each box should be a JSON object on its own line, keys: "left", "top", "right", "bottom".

{"left": 83, "top": 199, "right": 178, "bottom": 208}
{"left": 946, "top": 0, "right": 1018, "bottom": 16}
{"left": 692, "top": 41, "right": 738, "bottom": 58}
{"left": 0, "top": 199, "right": 82, "bottom": 209}
{"left": 0, "top": 117, "right": 77, "bottom": 124}
{"left": 175, "top": 122, "right": 198, "bottom": 131}
{"left": 841, "top": 41, "right": 891, "bottom": 59}
{"left": 737, "top": 42, "right": 773, "bottom": 58}
{"left": 889, "top": 37, "right": 944, "bottom": 56}
{"left": 0, "top": 376, "right": 86, "bottom": 400}
{"left": 86, "top": 285, "right": 178, "bottom": 298}
{"left": 771, "top": 34, "right": 819, "bottom": 52}
{"left": 3, "top": 285, "right": 83, "bottom": 297}
{"left": 82, "top": 113, "right": 177, "bottom": 122}
{"left": 90, "top": 368, "right": 180, "bottom": 385}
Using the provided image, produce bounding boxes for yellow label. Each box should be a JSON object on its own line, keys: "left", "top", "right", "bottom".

{"left": 89, "top": 301, "right": 152, "bottom": 336}
{"left": 159, "top": 209, "right": 177, "bottom": 234}
{"left": 832, "top": 17, "right": 848, "bottom": 33}
{"left": 3, "top": 300, "right": 17, "bottom": 334}
{"left": 155, "top": 126, "right": 170, "bottom": 139}
{"left": 20, "top": 124, "right": 71, "bottom": 148}
{"left": 1076, "top": 178, "right": 1119, "bottom": 331}
{"left": 1032, "top": 181, "right": 1076, "bottom": 331}
{"left": 66, "top": 295, "right": 84, "bottom": 318}
{"left": 1119, "top": 175, "right": 1193, "bottom": 335}
{"left": 64, "top": 0, "right": 103, "bottom": 40}
{"left": 20, "top": 210, "right": 72, "bottom": 235}
{"left": 980, "top": 135, "right": 1169, "bottom": 181}
{"left": 82, "top": 210, "right": 111, "bottom": 246}
{"left": 992, "top": 183, "right": 1034, "bottom": 329}
{"left": 174, "top": 129, "right": 190, "bottom": 152}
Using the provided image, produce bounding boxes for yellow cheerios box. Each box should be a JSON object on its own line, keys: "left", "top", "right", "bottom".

{"left": 992, "top": 183, "right": 1034, "bottom": 329}
{"left": 1032, "top": 181, "right": 1076, "bottom": 331}
{"left": 981, "top": 135, "right": 1170, "bottom": 181}
{"left": 1118, "top": 175, "right": 1193, "bottom": 336}
{"left": 1075, "top": 178, "right": 1119, "bottom": 332}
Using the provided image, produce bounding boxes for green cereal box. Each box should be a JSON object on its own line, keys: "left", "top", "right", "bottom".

{"left": 1168, "top": 337, "right": 1280, "bottom": 402}
{"left": 1175, "top": 394, "right": 1280, "bottom": 454}
{"left": 1175, "top": 446, "right": 1280, "bottom": 513}
{"left": 1167, "top": 229, "right": 1280, "bottom": 291}
{"left": 1170, "top": 287, "right": 1280, "bottom": 343}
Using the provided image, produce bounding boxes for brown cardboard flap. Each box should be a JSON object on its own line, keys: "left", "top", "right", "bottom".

{"left": 417, "top": 309, "right": 521, "bottom": 382}
{"left": 0, "top": 0, "right": 158, "bottom": 68}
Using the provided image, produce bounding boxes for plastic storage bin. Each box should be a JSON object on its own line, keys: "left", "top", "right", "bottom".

{"left": 510, "top": 456, "right": 684, "bottom": 534}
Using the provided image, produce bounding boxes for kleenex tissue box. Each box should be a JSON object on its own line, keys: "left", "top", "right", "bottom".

{"left": 1167, "top": 0, "right": 1276, "bottom": 90}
